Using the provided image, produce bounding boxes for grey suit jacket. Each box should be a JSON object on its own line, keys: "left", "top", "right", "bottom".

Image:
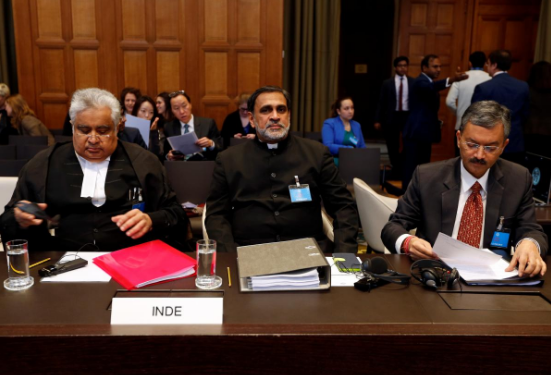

{"left": 163, "top": 116, "right": 222, "bottom": 160}
{"left": 381, "top": 157, "right": 548, "bottom": 256}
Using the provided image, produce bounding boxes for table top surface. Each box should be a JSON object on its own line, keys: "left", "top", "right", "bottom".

{"left": 1, "top": 252, "right": 551, "bottom": 337}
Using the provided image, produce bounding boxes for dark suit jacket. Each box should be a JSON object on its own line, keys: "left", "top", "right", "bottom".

{"left": 374, "top": 75, "right": 415, "bottom": 126}
{"left": 221, "top": 110, "right": 253, "bottom": 149}
{"left": 471, "top": 73, "right": 529, "bottom": 153}
{"left": 118, "top": 127, "right": 147, "bottom": 149}
{"left": 403, "top": 74, "right": 448, "bottom": 143}
{"left": 381, "top": 158, "right": 548, "bottom": 256}
{"left": 163, "top": 116, "right": 222, "bottom": 160}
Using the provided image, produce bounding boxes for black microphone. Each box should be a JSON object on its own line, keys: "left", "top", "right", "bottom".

{"left": 355, "top": 257, "right": 411, "bottom": 292}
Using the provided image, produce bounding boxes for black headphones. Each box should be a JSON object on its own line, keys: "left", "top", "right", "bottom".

{"left": 360, "top": 257, "right": 411, "bottom": 285}
{"left": 410, "top": 259, "right": 460, "bottom": 290}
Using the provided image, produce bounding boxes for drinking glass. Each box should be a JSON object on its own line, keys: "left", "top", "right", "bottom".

{"left": 195, "top": 239, "right": 222, "bottom": 289}
{"left": 4, "top": 239, "right": 34, "bottom": 291}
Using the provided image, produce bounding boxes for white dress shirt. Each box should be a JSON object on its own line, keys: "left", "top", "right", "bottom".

{"left": 394, "top": 74, "right": 409, "bottom": 111}
{"left": 445, "top": 69, "right": 491, "bottom": 130}
{"left": 76, "top": 152, "right": 110, "bottom": 207}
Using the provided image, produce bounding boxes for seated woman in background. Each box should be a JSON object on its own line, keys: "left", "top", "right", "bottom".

{"left": 5, "top": 94, "right": 54, "bottom": 145}
{"left": 221, "top": 93, "right": 254, "bottom": 148}
{"left": 153, "top": 92, "right": 172, "bottom": 156}
{"left": 322, "top": 97, "right": 366, "bottom": 164}
{"left": 0, "top": 83, "right": 18, "bottom": 144}
{"left": 119, "top": 87, "right": 141, "bottom": 116}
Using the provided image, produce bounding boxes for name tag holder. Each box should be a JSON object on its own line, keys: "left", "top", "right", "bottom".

{"left": 110, "top": 289, "right": 224, "bottom": 325}
{"left": 289, "top": 175, "right": 312, "bottom": 203}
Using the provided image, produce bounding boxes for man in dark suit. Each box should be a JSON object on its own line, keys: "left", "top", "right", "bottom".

{"left": 374, "top": 56, "right": 414, "bottom": 178}
{"left": 165, "top": 90, "right": 222, "bottom": 161}
{"left": 402, "top": 54, "right": 468, "bottom": 190}
{"left": 206, "top": 86, "right": 358, "bottom": 253}
{"left": 471, "top": 50, "right": 529, "bottom": 165}
{"left": 382, "top": 101, "right": 547, "bottom": 278}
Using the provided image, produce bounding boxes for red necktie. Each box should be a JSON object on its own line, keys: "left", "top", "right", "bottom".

{"left": 457, "top": 182, "right": 483, "bottom": 248}
{"left": 398, "top": 77, "right": 403, "bottom": 111}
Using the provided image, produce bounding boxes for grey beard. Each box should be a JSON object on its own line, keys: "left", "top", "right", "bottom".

{"left": 255, "top": 120, "right": 290, "bottom": 142}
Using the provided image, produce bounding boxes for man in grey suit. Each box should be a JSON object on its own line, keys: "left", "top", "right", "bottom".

{"left": 165, "top": 90, "right": 222, "bottom": 161}
{"left": 381, "top": 101, "right": 547, "bottom": 278}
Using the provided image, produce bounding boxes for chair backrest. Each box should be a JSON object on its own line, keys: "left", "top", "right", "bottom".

{"left": 0, "top": 160, "right": 28, "bottom": 177}
{"left": 339, "top": 148, "right": 380, "bottom": 185}
{"left": 0, "top": 177, "right": 18, "bottom": 215}
{"left": 304, "top": 131, "right": 322, "bottom": 142}
{"left": 55, "top": 135, "right": 73, "bottom": 143}
{"left": 229, "top": 137, "right": 250, "bottom": 147}
{"left": 353, "top": 178, "right": 398, "bottom": 253}
{"left": 9, "top": 135, "right": 48, "bottom": 146}
{"left": 16, "top": 145, "right": 49, "bottom": 160}
{"left": 50, "top": 129, "right": 64, "bottom": 136}
{"left": 165, "top": 161, "right": 216, "bottom": 205}
{"left": 0, "top": 145, "right": 17, "bottom": 160}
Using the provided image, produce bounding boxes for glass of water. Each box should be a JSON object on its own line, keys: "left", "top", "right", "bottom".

{"left": 195, "top": 239, "right": 222, "bottom": 289}
{"left": 4, "top": 239, "right": 34, "bottom": 291}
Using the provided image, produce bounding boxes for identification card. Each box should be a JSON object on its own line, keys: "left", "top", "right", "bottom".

{"left": 349, "top": 135, "right": 358, "bottom": 146}
{"left": 289, "top": 185, "right": 312, "bottom": 202}
{"left": 132, "top": 202, "right": 145, "bottom": 212}
{"left": 490, "top": 230, "right": 511, "bottom": 249}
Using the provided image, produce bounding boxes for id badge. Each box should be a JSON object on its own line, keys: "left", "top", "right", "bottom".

{"left": 289, "top": 185, "right": 312, "bottom": 203}
{"left": 132, "top": 202, "right": 145, "bottom": 212}
{"left": 490, "top": 229, "right": 511, "bottom": 249}
{"left": 349, "top": 135, "right": 358, "bottom": 147}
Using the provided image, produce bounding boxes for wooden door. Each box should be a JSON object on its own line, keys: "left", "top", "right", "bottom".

{"left": 12, "top": 0, "right": 284, "bottom": 130}
{"left": 397, "top": 0, "right": 470, "bottom": 161}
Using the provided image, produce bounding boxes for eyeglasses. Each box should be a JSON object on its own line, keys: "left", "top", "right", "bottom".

{"left": 75, "top": 132, "right": 111, "bottom": 141}
{"left": 169, "top": 90, "right": 186, "bottom": 98}
{"left": 461, "top": 141, "right": 502, "bottom": 154}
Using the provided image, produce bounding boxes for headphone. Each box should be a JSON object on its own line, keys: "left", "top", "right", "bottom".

{"left": 360, "top": 257, "right": 411, "bottom": 285}
{"left": 410, "top": 259, "right": 460, "bottom": 290}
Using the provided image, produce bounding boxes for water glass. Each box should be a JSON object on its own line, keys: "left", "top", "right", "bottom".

{"left": 4, "top": 239, "right": 34, "bottom": 291}
{"left": 195, "top": 239, "right": 222, "bottom": 289}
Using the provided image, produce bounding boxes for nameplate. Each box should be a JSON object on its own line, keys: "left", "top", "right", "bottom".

{"left": 111, "top": 297, "right": 223, "bottom": 325}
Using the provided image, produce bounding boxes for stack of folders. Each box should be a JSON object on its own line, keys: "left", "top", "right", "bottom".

{"left": 247, "top": 268, "right": 320, "bottom": 290}
{"left": 237, "top": 238, "right": 330, "bottom": 292}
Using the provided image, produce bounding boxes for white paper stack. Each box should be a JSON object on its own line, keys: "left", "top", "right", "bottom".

{"left": 247, "top": 267, "right": 320, "bottom": 291}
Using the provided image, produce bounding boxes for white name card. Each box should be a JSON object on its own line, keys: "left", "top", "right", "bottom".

{"left": 111, "top": 297, "right": 223, "bottom": 325}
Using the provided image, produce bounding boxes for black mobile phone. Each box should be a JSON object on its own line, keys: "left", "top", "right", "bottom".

{"left": 172, "top": 150, "right": 184, "bottom": 156}
{"left": 16, "top": 202, "right": 49, "bottom": 220}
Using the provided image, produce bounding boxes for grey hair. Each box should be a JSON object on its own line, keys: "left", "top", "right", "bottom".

{"left": 69, "top": 88, "right": 121, "bottom": 126}
{"left": 460, "top": 100, "right": 511, "bottom": 138}
{"left": 0, "top": 83, "right": 10, "bottom": 97}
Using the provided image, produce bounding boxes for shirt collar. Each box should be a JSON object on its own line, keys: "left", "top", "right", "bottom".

{"left": 460, "top": 160, "right": 489, "bottom": 195}
{"left": 421, "top": 72, "right": 433, "bottom": 82}
{"left": 493, "top": 71, "right": 507, "bottom": 77}
{"left": 179, "top": 114, "right": 195, "bottom": 128}
{"left": 471, "top": 67, "right": 484, "bottom": 71}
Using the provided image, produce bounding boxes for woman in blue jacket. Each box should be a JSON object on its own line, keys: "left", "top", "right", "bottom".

{"left": 322, "top": 97, "right": 366, "bottom": 164}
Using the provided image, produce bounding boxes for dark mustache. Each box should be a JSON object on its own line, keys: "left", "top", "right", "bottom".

{"left": 469, "top": 157, "right": 487, "bottom": 165}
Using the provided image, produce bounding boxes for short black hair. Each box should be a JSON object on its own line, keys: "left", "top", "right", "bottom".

{"left": 488, "top": 50, "right": 512, "bottom": 71}
{"left": 247, "top": 86, "right": 291, "bottom": 112}
{"left": 421, "top": 54, "right": 439, "bottom": 68}
{"left": 169, "top": 90, "right": 192, "bottom": 104}
{"left": 393, "top": 56, "right": 409, "bottom": 67}
{"left": 469, "top": 51, "right": 486, "bottom": 69}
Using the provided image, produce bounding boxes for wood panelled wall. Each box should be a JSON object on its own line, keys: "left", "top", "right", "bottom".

{"left": 398, "top": 0, "right": 541, "bottom": 161}
{"left": 12, "top": 0, "right": 284, "bottom": 130}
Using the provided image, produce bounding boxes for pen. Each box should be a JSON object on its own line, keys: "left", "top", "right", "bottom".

{"left": 30, "top": 258, "right": 51, "bottom": 269}
{"left": 227, "top": 267, "right": 231, "bottom": 287}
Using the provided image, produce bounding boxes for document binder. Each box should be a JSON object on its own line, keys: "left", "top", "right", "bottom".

{"left": 236, "top": 238, "right": 331, "bottom": 292}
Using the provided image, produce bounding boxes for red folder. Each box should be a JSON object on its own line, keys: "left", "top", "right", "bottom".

{"left": 93, "top": 240, "right": 196, "bottom": 290}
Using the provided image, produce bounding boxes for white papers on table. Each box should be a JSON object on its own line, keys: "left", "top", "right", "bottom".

{"left": 247, "top": 267, "right": 320, "bottom": 291}
{"left": 432, "top": 233, "right": 518, "bottom": 281}
{"left": 125, "top": 114, "right": 150, "bottom": 148}
{"left": 326, "top": 256, "right": 361, "bottom": 287}
{"left": 167, "top": 132, "right": 203, "bottom": 155}
{"left": 182, "top": 201, "right": 197, "bottom": 209}
{"left": 41, "top": 252, "right": 111, "bottom": 283}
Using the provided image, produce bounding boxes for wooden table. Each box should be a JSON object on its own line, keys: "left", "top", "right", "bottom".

{"left": 1, "top": 252, "right": 551, "bottom": 374}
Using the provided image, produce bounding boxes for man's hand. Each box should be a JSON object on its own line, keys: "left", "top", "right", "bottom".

{"left": 448, "top": 66, "right": 469, "bottom": 84}
{"left": 505, "top": 240, "right": 546, "bottom": 277}
{"left": 112, "top": 209, "right": 153, "bottom": 240}
{"left": 234, "top": 133, "right": 243, "bottom": 138}
{"left": 408, "top": 237, "right": 438, "bottom": 260}
{"left": 374, "top": 122, "right": 381, "bottom": 131}
{"left": 14, "top": 200, "right": 48, "bottom": 229}
{"left": 167, "top": 150, "right": 185, "bottom": 161}
{"left": 196, "top": 137, "right": 214, "bottom": 148}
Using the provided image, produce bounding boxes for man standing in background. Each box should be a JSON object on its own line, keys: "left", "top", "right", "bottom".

{"left": 446, "top": 51, "right": 490, "bottom": 156}
{"left": 374, "top": 56, "right": 414, "bottom": 179}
